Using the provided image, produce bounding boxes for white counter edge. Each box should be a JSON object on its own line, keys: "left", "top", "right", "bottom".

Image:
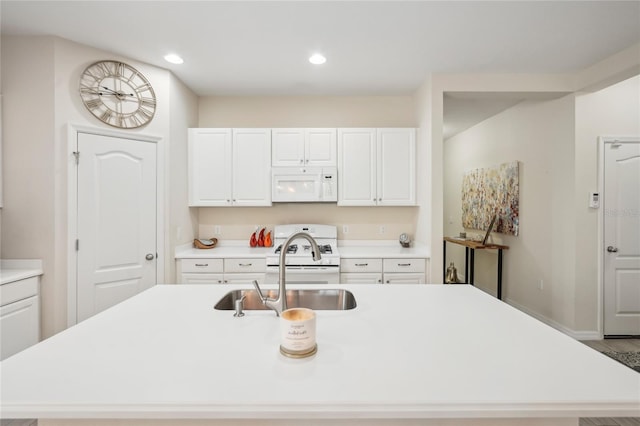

{"left": 3, "top": 401, "right": 639, "bottom": 420}
{"left": 175, "top": 241, "right": 430, "bottom": 259}
{"left": 0, "top": 259, "right": 44, "bottom": 285}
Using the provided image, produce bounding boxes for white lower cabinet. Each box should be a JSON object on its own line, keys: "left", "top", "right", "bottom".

{"left": 1, "top": 276, "right": 40, "bottom": 360}
{"left": 340, "top": 257, "right": 426, "bottom": 284}
{"left": 177, "top": 258, "right": 265, "bottom": 284}
{"left": 382, "top": 258, "right": 425, "bottom": 284}
{"left": 340, "top": 272, "right": 383, "bottom": 284}
{"left": 224, "top": 273, "right": 265, "bottom": 285}
{"left": 177, "top": 255, "right": 426, "bottom": 285}
{"left": 340, "top": 258, "right": 383, "bottom": 284}
{"left": 181, "top": 273, "right": 225, "bottom": 284}
{"left": 383, "top": 272, "right": 425, "bottom": 284}
{"left": 223, "top": 258, "right": 266, "bottom": 284}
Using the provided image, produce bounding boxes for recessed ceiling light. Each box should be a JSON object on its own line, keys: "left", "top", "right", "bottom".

{"left": 309, "top": 54, "right": 327, "bottom": 65}
{"left": 164, "top": 54, "right": 184, "bottom": 65}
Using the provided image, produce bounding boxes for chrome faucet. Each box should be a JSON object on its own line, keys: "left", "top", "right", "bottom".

{"left": 252, "top": 231, "right": 321, "bottom": 316}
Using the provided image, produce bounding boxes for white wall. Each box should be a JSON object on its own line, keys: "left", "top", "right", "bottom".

{"left": 443, "top": 74, "right": 639, "bottom": 336}
{"left": 444, "top": 95, "right": 576, "bottom": 329}
{"left": 1, "top": 35, "right": 197, "bottom": 337}
{"left": 168, "top": 74, "right": 199, "bottom": 283}
{"left": 574, "top": 75, "right": 640, "bottom": 331}
{"left": 1, "top": 36, "right": 58, "bottom": 334}
{"left": 413, "top": 77, "right": 434, "bottom": 268}
{"left": 196, "top": 95, "right": 423, "bottom": 243}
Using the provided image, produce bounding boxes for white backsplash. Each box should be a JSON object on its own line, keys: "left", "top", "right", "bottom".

{"left": 197, "top": 204, "right": 418, "bottom": 241}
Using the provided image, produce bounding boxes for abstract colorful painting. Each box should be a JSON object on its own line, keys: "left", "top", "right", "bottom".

{"left": 462, "top": 161, "right": 519, "bottom": 236}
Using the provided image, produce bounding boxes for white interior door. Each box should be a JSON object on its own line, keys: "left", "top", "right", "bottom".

{"left": 77, "top": 132, "right": 157, "bottom": 322}
{"left": 604, "top": 140, "right": 640, "bottom": 336}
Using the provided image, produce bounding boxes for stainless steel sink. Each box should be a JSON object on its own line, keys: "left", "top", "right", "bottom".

{"left": 214, "top": 289, "right": 357, "bottom": 311}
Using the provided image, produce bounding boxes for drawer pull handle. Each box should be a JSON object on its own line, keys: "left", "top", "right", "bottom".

{"left": 195, "top": 263, "right": 209, "bottom": 267}
{"left": 355, "top": 263, "right": 368, "bottom": 267}
{"left": 239, "top": 263, "right": 252, "bottom": 267}
{"left": 398, "top": 263, "right": 411, "bottom": 267}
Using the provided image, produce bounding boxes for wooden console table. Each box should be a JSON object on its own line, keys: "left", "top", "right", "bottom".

{"left": 443, "top": 237, "right": 509, "bottom": 300}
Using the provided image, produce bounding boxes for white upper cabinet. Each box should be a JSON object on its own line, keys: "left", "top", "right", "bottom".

{"left": 188, "top": 128, "right": 271, "bottom": 207}
{"left": 338, "top": 128, "right": 416, "bottom": 206}
{"left": 337, "top": 129, "right": 377, "bottom": 206}
{"left": 377, "top": 128, "right": 416, "bottom": 206}
{"left": 272, "top": 128, "right": 336, "bottom": 167}
{"left": 232, "top": 129, "right": 272, "bottom": 206}
{"left": 188, "top": 128, "right": 232, "bottom": 206}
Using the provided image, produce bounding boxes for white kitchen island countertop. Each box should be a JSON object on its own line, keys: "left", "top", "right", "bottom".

{"left": 1, "top": 284, "right": 638, "bottom": 426}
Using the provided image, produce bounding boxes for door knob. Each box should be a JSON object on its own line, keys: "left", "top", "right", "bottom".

{"left": 606, "top": 246, "right": 618, "bottom": 253}
{"left": 145, "top": 253, "right": 155, "bottom": 260}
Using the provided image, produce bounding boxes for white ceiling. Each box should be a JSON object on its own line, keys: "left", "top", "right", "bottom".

{"left": 2, "top": 1, "right": 639, "bottom": 135}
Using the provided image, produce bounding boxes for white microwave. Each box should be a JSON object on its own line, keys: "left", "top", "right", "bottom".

{"left": 272, "top": 167, "right": 337, "bottom": 203}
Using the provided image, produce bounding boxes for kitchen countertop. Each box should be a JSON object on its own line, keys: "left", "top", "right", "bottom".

{"left": 175, "top": 240, "right": 429, "bottom": 259}
{"left": 338, "top": 240, "right": 429, "bottom": 258}
{"left": 1, "top": 284, "right": 638, "bottom": 425}
{"left": 0, "top": 259, "right": 43, "bottom": 285}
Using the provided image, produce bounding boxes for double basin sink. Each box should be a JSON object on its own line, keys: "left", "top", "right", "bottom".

{"left": 214, "top": 288, "right": 357, "bottom": 311}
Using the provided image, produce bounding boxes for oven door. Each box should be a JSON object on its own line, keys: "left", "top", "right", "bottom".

{"left": 265, "top": 266, "right": 339, "bottom": 284}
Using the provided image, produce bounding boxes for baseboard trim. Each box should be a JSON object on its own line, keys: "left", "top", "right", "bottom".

{"left": 505, "top": 298, "right": 602, "bottom": 341}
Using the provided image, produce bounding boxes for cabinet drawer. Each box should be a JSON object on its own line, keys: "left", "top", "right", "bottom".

{"left": 340, "top": 273, "right": 383, "bottom": 284}
{"left": 383, "top": 272, "right": 425, "bottom": 284}
{"left": 0, "top": 277, "right": 39, "bottom": 307}
{"left": 224, "top": 258, "right": 266, "bottom": 273}
{"left": 383, "top": 258, "right": 425, "bottom": 273}
{"left": 181, "top": 273, "right": 224, "bottom": 284}
{"left": 180, "top": 259, "right": 223, "bottom": 273}
{"left": 341, "top": 258, "right": 382, "bottom": 273}
{"left": 224, "top": 273, "right": 265, "bottom": 285}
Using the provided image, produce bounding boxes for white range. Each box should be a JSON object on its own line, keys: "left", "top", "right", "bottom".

{"left": 265, "top": 224, "right": 340, "bottom": 284}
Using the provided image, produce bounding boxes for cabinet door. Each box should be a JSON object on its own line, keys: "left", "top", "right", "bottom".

{"left": 338, "top": 128, "right": 377, "bottom": 206}
{"left": 224, "top": 273, "right": 265, "bottom": 285}
{"left": 272, "top": 129, "right": 305, "bottom": 166}
{"left": 340, "top": 273, "right": 383, "bottom": 284}
{"left": 1, "top": 295, "right": 40, "bottom": 360}
{"left": 305, "top": 128, "right": 337, "bottom": 166}
{"left": 188, "top": 128, "right": 232, "bottom": 206}
{"left": 232, "top": 129, "right": 272, "bottom": 206}
{"left": 383, "top": 273, "right": 425, "bottom": 284}
{"left": 180, "top": 273, "right": 224, "bottom": 284}
{"left": 377, "top": 128, "right": 416, "bottom": 206}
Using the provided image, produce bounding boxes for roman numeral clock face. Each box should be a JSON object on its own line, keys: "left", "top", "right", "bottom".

{"left": 79, "top": 60, "right": 156, "bottom": 129}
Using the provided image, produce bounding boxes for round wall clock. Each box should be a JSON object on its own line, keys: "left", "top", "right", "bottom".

{"left": 79, "top": 60, "right": 156, "bottom": 129}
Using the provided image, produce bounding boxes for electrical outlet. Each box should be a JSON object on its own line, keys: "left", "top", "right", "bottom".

{"left": 379, "top": 225, "right": 386, "bottom": 234}
{"left": 342, "top": 225, "right": 349, "bottom": 234}
{"left": 214, "top": 225, "right": 221, "bottom": 235}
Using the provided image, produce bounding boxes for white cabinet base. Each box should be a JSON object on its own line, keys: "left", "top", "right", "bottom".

{"left": 1, "top": 295, "right": 40, "bottom": 360}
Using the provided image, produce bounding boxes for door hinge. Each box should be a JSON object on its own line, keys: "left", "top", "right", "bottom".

{"left": 76, "top": 239, "right": 79, "bottom": 251}
{"left": 72, "top": 151, "right": 80, "bottom": 164}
